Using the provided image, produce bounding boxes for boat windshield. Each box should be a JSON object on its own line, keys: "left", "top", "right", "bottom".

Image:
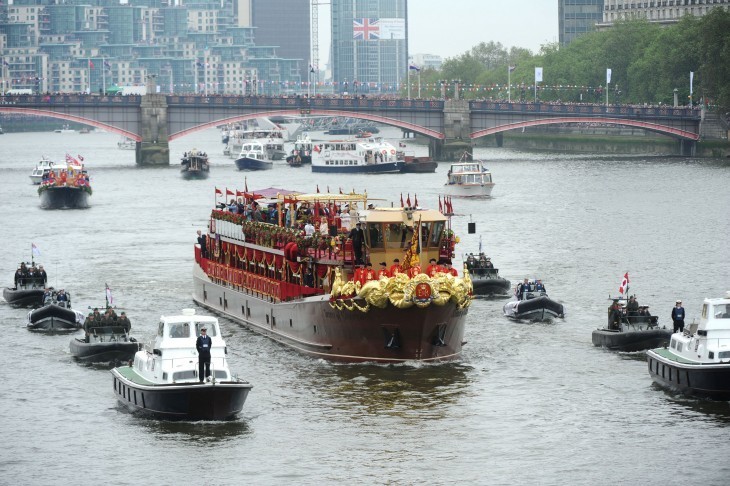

{"left": 714, "top": 303, "right": 730, "bottom": 319}
{"left": 169, "top": 322, "right": 191, "bottom": 338}
{"left": 195, "top": 322, "right": 217, "bottom": 336}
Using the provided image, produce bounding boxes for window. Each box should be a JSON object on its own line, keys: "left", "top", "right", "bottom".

{"left": 169, "top": 322, "right": 190, "bottom": 338}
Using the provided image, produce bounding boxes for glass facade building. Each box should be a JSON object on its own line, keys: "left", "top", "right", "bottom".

{"left": 331, "top": 0, "right": 408, "bottom": 94}
{"left": 251, "top": 0, "right": 310, "bottom": 75}
{"left": 558, "top": 0, "right": 604, "bottom": 45}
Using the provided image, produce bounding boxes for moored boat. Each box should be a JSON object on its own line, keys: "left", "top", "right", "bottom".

{"left": 193, "top": 187, "right": 473, "bottom": 363}
{"left": 27, "top": 290, "right": 84, "bottom": 331}
{"left": 110, "top": 309, "right": 252, "bottom": 420}
{"left": 399, "top": 156, "right": 437, "bottom": 173}
{"left": 592, "top": 295, "right": 671, "bottom": 352}
{"left": 180, "top": 149, "right": 210, "bottom": 179}
{"left": 38, "top": 157, "right": 91, "bottom": 209}
{"left": 29, "top": 156, "right": 56, "bottom": 185}
{"left": 311, "top": 137, "right": 404, "bottom": 173}
{"left": 647, "top": 292, "right": 730, "bottom": 400}
{"left": 234, "top": 141, "right": 274, "bottom": 171}
{"left": 465, "top": 252, "right": 511, "bottom": 297}
{"left": 503, "top": 279, "right": 564, "bottom": 321}
{"left": 444, "top": 152, "right": 495, "bottom": 198}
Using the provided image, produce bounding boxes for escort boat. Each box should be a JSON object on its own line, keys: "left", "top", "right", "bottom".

{"left": 192, "top": 188, "right": 473, "bottom": 363}
{"left": 444, "top": 152, "right": 495, "bottom": 198}
{"left": 235, "top": 140, "right": 274, "bottom": 171}
{"left": 503, "top": 281, "right": 564, "bottom": 321}
{"left": 27, "top": 290, "right": 84, "bottom": 331}
{"left": 180, "top": 149, "right": 210, "bottom": 180}
{"left": 70, "top": 297, "right": 141, "bottom": 363}
{"left": 647, "top": 292, "right": 730, "bottom": 400}
{"left": 110, "top": 309, "right": 252, "bottom": 420}
{"left": 593, "top": 296, "right": 671, "bottom": 352}
{"left": 464, "top": 253, "right": 511, "bottom": 297}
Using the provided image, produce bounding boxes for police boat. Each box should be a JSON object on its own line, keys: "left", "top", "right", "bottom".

{"left": 27, "top": 290, "right": 84, "bottom": 331}
{"left": 647, "top": 292, "right": 730, "bottom": 400}
{"left": 110, "top": 309, "right": 252, "bottom": 420}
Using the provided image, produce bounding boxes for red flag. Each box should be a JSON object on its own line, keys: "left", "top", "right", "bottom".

{"left": 414, "top": 194, "right": 418, "bottom": 207}
{"left": 88, "top": 60, "right": 94, "bottom": 69}
{"left": 236, "top": 190, "right": 244, "bottom": 197}
{"left": 215, "top": 187, "right": 222, "bottom": 196}
{"left": 226, "top": 188, "right": 234, "bottom": 197}
{"left": 438, "top": 196, "right": 443, "bottom": 213}
{"left": 400, "top": 193, "right": 404, "bottom": 207}
{"left": 406, "top": 193, "right": 411, "bottom": 207}
{"left": 619, "top": 272, "right": 630, "bottom": 295}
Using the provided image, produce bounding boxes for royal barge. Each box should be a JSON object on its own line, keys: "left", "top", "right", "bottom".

{"left": 192, "top": 189, "right": 473, "bottom": 363}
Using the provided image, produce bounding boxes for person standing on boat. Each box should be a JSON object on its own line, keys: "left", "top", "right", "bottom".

{"left": 377, "top": 262, "right": 390, "bottom": 279}
{"left": 389, "top": 258, "right": 403, "bottom": 276}
{"left": 534, "top": 279, "right": 546, "bottom": 292}
{"left": 196, "top": 326, "right": 212, "bottom": 382}
{"left": 37, "top": 265, "right": 47, "bottom": 286}
{"left": 349, "top": 222, "right": 365, "bottom": 264}
{"left": 671, "top": 300, "right": 686, "bottom": 333}
{"left": 197, "top": 230, "right": 208, "bottom": 258}
{"left": 426, "top": 258, "right": 441, "bottom": 277}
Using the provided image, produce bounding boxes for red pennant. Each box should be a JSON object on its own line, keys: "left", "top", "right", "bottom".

{"left": 215, "top": 187, "right": 222, "bottom": 196}
{"left": 438, "top": 196, "right": 443, "bottom": 213}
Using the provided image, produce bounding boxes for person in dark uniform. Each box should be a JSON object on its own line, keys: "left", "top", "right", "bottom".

{"left": 14, "top": 267, "right": 24, "bottom": 287}
{"left": 197, "top": 230, "right": 208, "bottom": 258}
{"left": 348, "top": 222, "right": 365, "bottom": 264}
{"left": 534, "top": 279, "right": 546, "bottom": 292}
{"left": 118, "top": 312, "right": 131, "bottom": 333}
{"left": 37, "top": 265, "right": 48, "bottom": 286}
{"left": 196, "top": 326, "right": 213, "bottom": 382}
{"left": 671, "top": 300, "right": 686, "bottom": 333}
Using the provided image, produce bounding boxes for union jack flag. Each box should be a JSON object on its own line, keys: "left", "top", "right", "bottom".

{"left": 353, "top": 18, "right": 379, "bottom": 40}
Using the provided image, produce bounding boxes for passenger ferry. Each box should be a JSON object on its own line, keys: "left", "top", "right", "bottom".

{"left": 226, "top": 128, "right": 287, "bottom": 160}
{"left": 37, "top": 157, "right": 91, "bottom": 209}
{"left": 311, "top": 137, "right": 404, "bottom": 173}
{"left": 192, "top": 188, "right": 473, "bottom": 363}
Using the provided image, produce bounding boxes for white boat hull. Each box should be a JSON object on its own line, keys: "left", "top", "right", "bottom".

{"left": 444, "top": 183, "right": 495, "bottom": 198}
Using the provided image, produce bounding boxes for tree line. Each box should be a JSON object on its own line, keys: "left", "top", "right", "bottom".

{"left": 412, "top": 10, "right": 730, "bottom": 114}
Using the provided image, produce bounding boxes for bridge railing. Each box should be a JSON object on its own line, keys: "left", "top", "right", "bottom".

{"left": 165, "top": 95, "right": 444, "bottom": 112}
{"left": 0, "top": 94, "right": 141, "bottom": 106}
{"left": 470, "top": 101, "right": 701, "bottom": 120}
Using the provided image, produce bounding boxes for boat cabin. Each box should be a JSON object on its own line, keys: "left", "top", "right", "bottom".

{"left": 239, "top": 141, "right": 267, "bottom": 159}
{"left": 134, "top": 309, "right": 230, "bottom": 383}
{"left": 668, "top": 293, "right": 730, "bottom": 363}
{"left": 447, "top": 163, "right": 492, "bottom": 185}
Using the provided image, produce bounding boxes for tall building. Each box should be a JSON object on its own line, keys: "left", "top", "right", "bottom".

{"left": 558, "top": 0, "right": 604, "bottom": 45}
{"left": 599, "top": 0, "right": 730, "bottom": 27}
{"left": 248, "top": 0, "right": 310, "bottom": 76}
{"left": 331, "top": 0, "right": 408, "bottom": 94}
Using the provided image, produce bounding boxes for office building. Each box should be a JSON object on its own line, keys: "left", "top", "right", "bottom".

{"left": 559, "top": 0, "right": 604, "bottom": 45}
{"left": 599, "top": 0, "right": 730, "bottom": 26}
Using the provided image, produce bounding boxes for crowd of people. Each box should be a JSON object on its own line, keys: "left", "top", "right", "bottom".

{"left": 83, "top": 307, "right": 131, "bottom": 340}
{"left": 607, "top": 296, "right": 656, "bottom": 330}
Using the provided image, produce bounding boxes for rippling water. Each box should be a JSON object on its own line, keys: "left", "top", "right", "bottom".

{"left": 1, "top": 127, "right": 729, "bottom": 485}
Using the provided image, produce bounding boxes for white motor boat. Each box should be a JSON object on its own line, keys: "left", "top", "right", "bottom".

{"left": 444, "top": 152, "right": 495, "bottom": 197}
{"left": 29, "top": 156, "right": 56, "bottom": 185}
{"left": 117, "top": 137, "right": 136, "bottom": 150}
{"left": 647, "top": 291, "right": 730, "bottom": 399}
{"left": 110, "top": 308, "right": 252, "bottom": 420}
{"left": 234, "top": 140, "right": 274, "bottom": 171}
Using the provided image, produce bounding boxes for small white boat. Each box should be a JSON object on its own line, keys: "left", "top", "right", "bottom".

{"left": 117, "top": 137, "right": 136, "bottom": 150}
{"left": 444, "top": 152, "right": 495, "bottom": 197}
{"left": 29, "top": 156, "right": 56, "bottom": 185}
{"left": 54, "top": 124, "right": 75, "bottom": 134}
{"left": 110, "top": 308, "right": 252, "bottom": 420}
{"left": 647, "top": 291, "right": 730, "bottom": 400}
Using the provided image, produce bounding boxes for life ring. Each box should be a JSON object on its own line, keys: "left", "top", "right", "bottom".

{"left": 390, "top": 149, "right": 396, "bottom": 155}
{"left": 381, "top": 149, "right": 387, "bottom": 155}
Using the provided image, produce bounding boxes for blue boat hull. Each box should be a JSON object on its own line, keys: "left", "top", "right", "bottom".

{"left": 235, "top": 157, "right": 272, "bottom": 171}
{"left": 311, "top": 161, "right": 403, "bottom": 173}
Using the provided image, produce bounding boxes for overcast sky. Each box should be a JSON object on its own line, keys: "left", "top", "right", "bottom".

{"left": 319, "top": 1, "right": 559, "bottom": 64}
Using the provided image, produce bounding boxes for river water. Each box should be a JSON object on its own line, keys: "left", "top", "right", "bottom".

{"left": 1, "top": 127, "right": 729, "bottom": 485}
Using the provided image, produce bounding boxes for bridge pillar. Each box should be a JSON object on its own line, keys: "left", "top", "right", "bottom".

{"left": 678, "top": 139, "right": 696, "bottom": 156}
{"left": 435, "top": 100, "right": 472, "bottom": 161}
{"left": 495, "top": 133, "right": 504, "bottom": 147}
{"left": 137, "top": 77, "right": 169, "bottom": 166}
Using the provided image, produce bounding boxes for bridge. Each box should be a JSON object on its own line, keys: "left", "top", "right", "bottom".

{"left": 1, "top": 83, "right": 703, "bottom": 165}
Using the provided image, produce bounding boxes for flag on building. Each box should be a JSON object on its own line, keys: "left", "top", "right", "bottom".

{"left": 409, "top": 64, "right": 420, "bottom": 72}
{"left": 509, "top": 65, "right": 516, "bottom": 73}
{"left": 353, "top": 18, "right": 380, "bottom": 40}
{"left": 88, "top": 60, "right": 94, "bottom": 69}
{"left": 32, "top": 243, "right": 41, "bottom": 257}
{"left": 619, "top": 272, "right": 630, "bottom": 295}
{"left": 196, "top": 61, "right": 204, "bottom": 68}
{"left": 104, "top": 61, "right": 111, "bottom": 69}
{"left": 1, "top": 59, "right": 9, "bottom": 67}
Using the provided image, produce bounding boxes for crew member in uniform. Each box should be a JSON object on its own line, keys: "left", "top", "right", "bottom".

{"left": 426, "top": 258, "right": 441, "bottom": 277}
{"left": 671, "top": 300, "right": 685, "bottom": 333}
{"left": 348, "top": 222, "right": 365, "bottom": 264}
{"left": 377, "top": 262, "right": 390, "bottom": 279}
{"left": 196, "top": 326, "right": 212, "bottom": 382}
{"left": 389, "top": 258, "right": 403, "bottom": 276}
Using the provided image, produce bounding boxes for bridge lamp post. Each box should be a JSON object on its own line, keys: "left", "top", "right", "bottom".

{"left": 673, "top": 88, "right": 678, "bottom": 107}
{"left": 453, "top": 79, "right": 461, "bottom": 101}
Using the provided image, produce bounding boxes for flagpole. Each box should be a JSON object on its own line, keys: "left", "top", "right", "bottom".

{"left": 407, "top": 68, "right": 411, "bottom": 99}
{"left": 508, "top": 66, "right": 511, "bottom": 102}
{"left": 418, "top": 70, "right": 421, "bottom": 99}
{"left": 102, "top": 57, "right": 106, "bottom": 95}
